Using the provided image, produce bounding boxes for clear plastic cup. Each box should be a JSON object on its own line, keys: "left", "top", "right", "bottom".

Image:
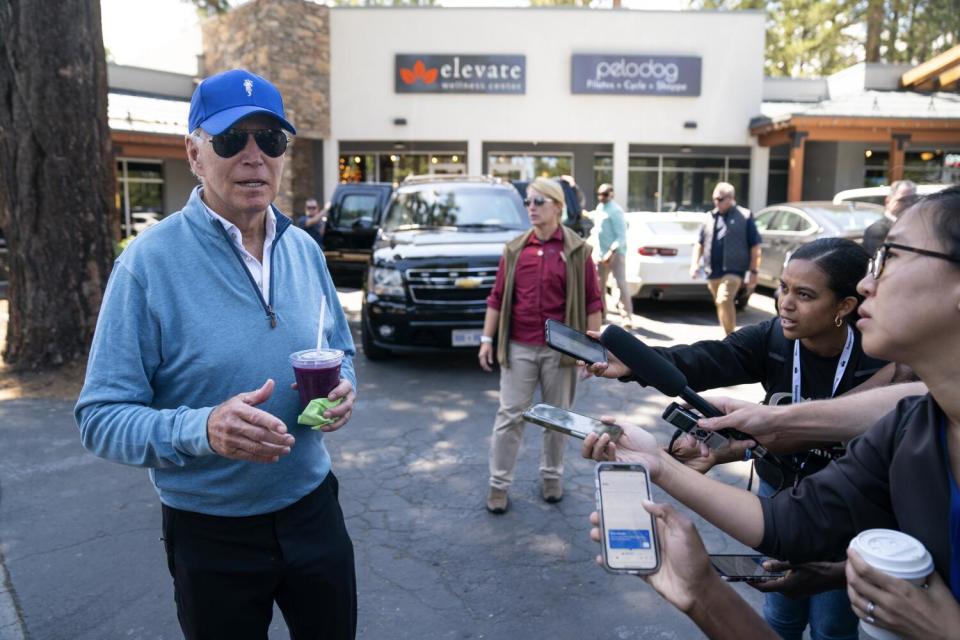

{"left": 290, "top": 348, "right": 344, "bottom": 409}
{"left": 848, "top": 529, "right": 933, "bottom": 640}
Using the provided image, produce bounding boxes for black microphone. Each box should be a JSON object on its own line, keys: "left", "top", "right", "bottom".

{"left": 599, "top": 325, "right": 773, "bottom": 461}
{"left": 600, "top": 325, "right": 723, "bottom": 418}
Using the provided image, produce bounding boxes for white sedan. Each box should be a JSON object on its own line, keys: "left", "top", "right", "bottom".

{"left": 590, "top": 211, "right": 712, "bottom": 303}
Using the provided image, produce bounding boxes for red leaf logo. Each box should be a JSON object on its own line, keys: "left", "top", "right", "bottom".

{"left": 400, "top": 60, "right": 438, "bottom": 86}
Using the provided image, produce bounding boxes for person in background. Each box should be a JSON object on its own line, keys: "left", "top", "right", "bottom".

{"left": 584, "top": 186, "right": 960, "bottom": 640}
{"left": 478, "top": 176, "right": 603, "bottom": 513}
{"left": 691, "top": 182, "right": 761, "bottom": 335}
{"left": 862, "top": 180, "right": 917, "bottom": 256}
{"left": 75, "top": 69, "right": 357, "bottom": 639}
{"left": 299, "top": 197, "right": 327, "bottom": 247}
{"left": 595, "top": 183, "right": 634, "bottom": 328}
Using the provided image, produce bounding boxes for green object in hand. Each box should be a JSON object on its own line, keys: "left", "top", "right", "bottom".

{"left": 298, "top": 397, "right": 344, "bottom": 429}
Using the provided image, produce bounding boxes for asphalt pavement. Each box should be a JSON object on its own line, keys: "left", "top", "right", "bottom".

{"left": 0, "top": 291, "right": 779, "bottom": 640}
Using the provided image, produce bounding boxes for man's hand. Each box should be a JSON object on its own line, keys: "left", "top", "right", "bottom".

{"left": 478, "top": 342, "right": 494, "bottom": 372}
{"left": 689, "top": 265, "right": 701, "bottom": 279}
{"left": 207, "top": 379, "right": 294, "bottom": 463}
{"left": 749, "top": 560, "right": 847, "bottom": 599}
{"left": 320, "top": 378, "right": 355, "bottom": 433}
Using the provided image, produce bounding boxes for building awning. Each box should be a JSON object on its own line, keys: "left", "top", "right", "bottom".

{"left": 108, "top": 92, "right": 189, "bottom": 160}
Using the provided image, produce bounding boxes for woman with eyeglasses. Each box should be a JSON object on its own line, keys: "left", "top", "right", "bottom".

{"left": 585, "top": 236, "right": 886, "bottom": 640}
{"left": 478, "top": 177, "right": 603, "bottom": 513}
{"left": 583, "top": 185, "right": 960, "bottom": 639}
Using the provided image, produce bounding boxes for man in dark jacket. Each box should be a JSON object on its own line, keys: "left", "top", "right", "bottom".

{"left": 862, "top": 180, "right": 917, "bottom": 256}
{"left": 690, "top": 182, "right": 761, "bottom": 335}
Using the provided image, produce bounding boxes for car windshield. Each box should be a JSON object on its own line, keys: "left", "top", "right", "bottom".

{"left": 645, "top": 221, "right": 703, "bottom": 235}
{"left": 806, "top": 207, "right": 883, "bottom": 231}
{"left": 383, "top": 187, "right": 527, "bottom": 231}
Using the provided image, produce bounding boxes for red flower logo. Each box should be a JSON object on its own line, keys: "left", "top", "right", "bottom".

{"left": 400, "top": 60, "right": 438, "bottom": 85}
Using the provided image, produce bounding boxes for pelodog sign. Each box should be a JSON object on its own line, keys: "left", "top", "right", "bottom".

{"left": 396, "top": 54, "right": 526, "bottom": 94}
{"left": 571, "top": 54, "right": 701, "bottom": 96}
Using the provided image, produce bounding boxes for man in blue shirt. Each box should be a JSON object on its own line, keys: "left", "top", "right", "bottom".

{"left": 76, "top": 69, "right": 358, "bottom": 639}
{"left": 690, "top": 182, "right": 761, "bottom": 335}
{"left": 596, "top": 184, "right": 634, "bottom": 327}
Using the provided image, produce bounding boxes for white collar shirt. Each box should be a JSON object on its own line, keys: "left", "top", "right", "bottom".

{"left": 200, "top": 193, "right": 276, "bottom": 299}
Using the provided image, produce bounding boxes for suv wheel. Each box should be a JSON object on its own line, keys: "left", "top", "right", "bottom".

{"left": 361, "top": 319, "right": 390, "bottom": 360}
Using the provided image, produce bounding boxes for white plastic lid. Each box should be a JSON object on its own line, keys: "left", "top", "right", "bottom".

{"left": 289, "top": 348, "right": 344, "bottom": 367}
{"left": 848, "top": 529, "right": 933, "bottom": 580}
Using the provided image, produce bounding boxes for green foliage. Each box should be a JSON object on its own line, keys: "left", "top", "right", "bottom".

{"left": 690, "top": 0, "right": 960, "bottom": 77}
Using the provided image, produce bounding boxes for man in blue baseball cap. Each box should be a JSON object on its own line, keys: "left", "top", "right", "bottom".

{"left": 76, "top": 68, "right": 358, "bottom": 639}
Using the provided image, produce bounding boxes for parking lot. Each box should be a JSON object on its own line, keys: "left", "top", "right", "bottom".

{"left": 0, "top": 289, "right": 778, "bottom": 640}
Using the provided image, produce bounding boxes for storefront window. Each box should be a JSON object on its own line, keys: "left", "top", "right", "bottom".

{"left": 488, "top": 153, "right": 573, "bottom": 182}
{"left": 862, "top": 148, "right": 958, "bottom": 186}
{"left": 341, "top": 152, "right": 465, "bottom": 184}
{"left": 594, "top": 154, "right": 612, "bottom": 190}
{"left": 628, "top": 153, "right": 748, "bottom": 212}
{"left": 116, "top": 159, "right": 164, "bottom": 238}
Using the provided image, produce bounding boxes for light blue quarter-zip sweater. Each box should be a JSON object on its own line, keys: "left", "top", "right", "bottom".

{"left": 75, "top": 188, "right": 356, "bottom": 516}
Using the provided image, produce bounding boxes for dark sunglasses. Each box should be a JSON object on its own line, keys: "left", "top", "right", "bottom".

{"left": 713, "top": 195, "right": 729, "bottom": 202}
{"left": 597, "top": 192, "right": 611, "bottom": 198}
{"left": 205, "top": 128, "right": 289, "bottom": 158}
{"left": 523, "top": 196, "right": 548, "bottom": 207}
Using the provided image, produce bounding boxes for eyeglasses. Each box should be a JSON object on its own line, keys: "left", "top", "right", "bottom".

{"left": 523, "top": 196, "right": 548, "bottom": 208}
{"left": 868, "top": 242, "right": 960, "bottom": 279}
{"left": 306, "top": 204, "right": 319, "bottom": 210}
{"left": 713, "top": 195, "right": 729, "bottom": 203}
{"left": 201, "top": 128, "right": 289, "bottom": 158}
{"left": 597, "top": 192, "right": 611, "bottom": 199}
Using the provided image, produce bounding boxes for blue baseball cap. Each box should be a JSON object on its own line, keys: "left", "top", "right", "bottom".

{"left": 188, "top": 69, "right": 296, "bottom": 135}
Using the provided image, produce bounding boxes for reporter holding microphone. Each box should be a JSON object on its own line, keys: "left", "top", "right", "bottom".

{"left": 584, "top": 187, "right": 960, "bottom": 640}
{"left": 590, "top": 237, "right": 886, "bottom": 640}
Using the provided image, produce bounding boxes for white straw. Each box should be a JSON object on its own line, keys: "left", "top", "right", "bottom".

{"left": 316, "top": 299, "right": 326, "bottom": 352}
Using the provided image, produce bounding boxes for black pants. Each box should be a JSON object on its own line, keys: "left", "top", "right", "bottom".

{"left": 161, "top": 473, "right": 357, "bottom": 640}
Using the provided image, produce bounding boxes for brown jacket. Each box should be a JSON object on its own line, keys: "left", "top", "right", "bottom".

{"left": 495, "top": 225, "right": 590, "bottom": 368}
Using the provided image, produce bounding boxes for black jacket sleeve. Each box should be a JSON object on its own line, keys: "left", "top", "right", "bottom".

{"left": 651, "top": 319, "right": 774, "bottom": 392}
{"left": 756, "top": 399, "right": 912, "bottom": 563}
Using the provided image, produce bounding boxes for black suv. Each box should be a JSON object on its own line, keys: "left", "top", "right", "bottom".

{"left": 361, "top": 176, "right": 529, "bottom": 359}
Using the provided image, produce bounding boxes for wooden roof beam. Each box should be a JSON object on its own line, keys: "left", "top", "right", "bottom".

{"left": 901, "top": 44, "right": 960, "bottom": 88}
{"left": 939, "top": 63, "right": 960, "bottom": 91}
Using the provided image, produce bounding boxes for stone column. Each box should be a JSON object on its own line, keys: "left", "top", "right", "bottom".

{"left": 201, "top": 0, "right": 330, "bottom": 214}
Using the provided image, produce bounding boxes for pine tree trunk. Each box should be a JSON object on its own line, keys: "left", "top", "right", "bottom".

{"left": 0, "top": 0, "right": 116, "bottom": 370}
{"left": 887, "top": 0, "right": 901, "bottom": 62}
{"left": 865, "top": 0, "right": 885, "bottom": 62}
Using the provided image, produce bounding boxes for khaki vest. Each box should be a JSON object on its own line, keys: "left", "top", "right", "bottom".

{"left": 495, "top": 226, "right": 590, "bottom": 368}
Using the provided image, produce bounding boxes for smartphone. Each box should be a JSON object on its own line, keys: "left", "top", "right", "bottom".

{"left": 522, "top": 403, "right": 623, "bottom": 441}
{"left": 708, "top": 554, "right": 785, "bottom": 582}
{"left": 595, "top": 462, "right": 660, "bottom": 575}
{"left": 544, "top": 319, "right": 607, "bottom": 364}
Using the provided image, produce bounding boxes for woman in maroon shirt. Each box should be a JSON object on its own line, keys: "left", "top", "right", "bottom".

{"left": 478, "top": 177, "right": 603, "bottom": 514}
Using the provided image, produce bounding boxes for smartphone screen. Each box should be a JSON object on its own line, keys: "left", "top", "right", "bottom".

{"left": 522, "top": 404, "right": 622, "bottom": 441}
{"left": 545, "top": 319, "right": 607, "bottom": 364}
{"left": 597, "top": 463, "right": 659, "bottom": 574}
{"left": 708, "top": 555, "right": 783, "bottom": 581}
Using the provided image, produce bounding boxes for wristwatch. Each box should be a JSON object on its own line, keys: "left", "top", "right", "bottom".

{"left": 480, "top": 336, "right": 493, "bottom": 344}
{"left": 748, "top": 269, "right": 759, "bottom": 274}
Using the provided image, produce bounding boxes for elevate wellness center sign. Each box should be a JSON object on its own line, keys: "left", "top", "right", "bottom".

{"left": 571, "top": 54, "right": 701, "bottom": 96}
{"left": 396, "top": 54, "right": 526, "bottom": 94}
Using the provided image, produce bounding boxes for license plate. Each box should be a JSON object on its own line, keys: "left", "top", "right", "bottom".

{"left": 451, "top": 329, "right": 482, "bottom": 347}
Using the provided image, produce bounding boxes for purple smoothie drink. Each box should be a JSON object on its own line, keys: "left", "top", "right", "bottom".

{"left": 290, "top": 348, "right": 344, "bottom": 409}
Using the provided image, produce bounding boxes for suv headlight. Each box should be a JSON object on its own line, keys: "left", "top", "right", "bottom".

{"left": 369, "top": 266, "right": 404, "bottom": 298}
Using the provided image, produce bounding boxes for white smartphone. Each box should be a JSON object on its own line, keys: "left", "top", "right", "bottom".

{"left": 522, "top": 403, "right": 623, "bottom": 441}
{"left": 595, "top": 462, "right": 660, "bottom": 575}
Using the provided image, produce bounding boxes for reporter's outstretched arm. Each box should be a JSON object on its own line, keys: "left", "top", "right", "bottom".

{"left": 699, "top": 381, "right": 928, "bottom": 454}
{"left": 588, "top": 502, "right": 777, "bottom": 640}
{"left": 582, "top": 422, "right": 765, "bottom": 548}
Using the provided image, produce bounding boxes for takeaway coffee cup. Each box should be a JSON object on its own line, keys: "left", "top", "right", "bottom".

{"left": 290, "top": 348, "right": 344, "bottom": 409}
{"left": 848, "top": 529, "right": 934, "bottom": 640}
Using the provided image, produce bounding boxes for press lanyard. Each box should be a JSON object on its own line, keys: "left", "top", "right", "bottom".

{"left": 792, "top": 325, "right": 854, "bottom": 404}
